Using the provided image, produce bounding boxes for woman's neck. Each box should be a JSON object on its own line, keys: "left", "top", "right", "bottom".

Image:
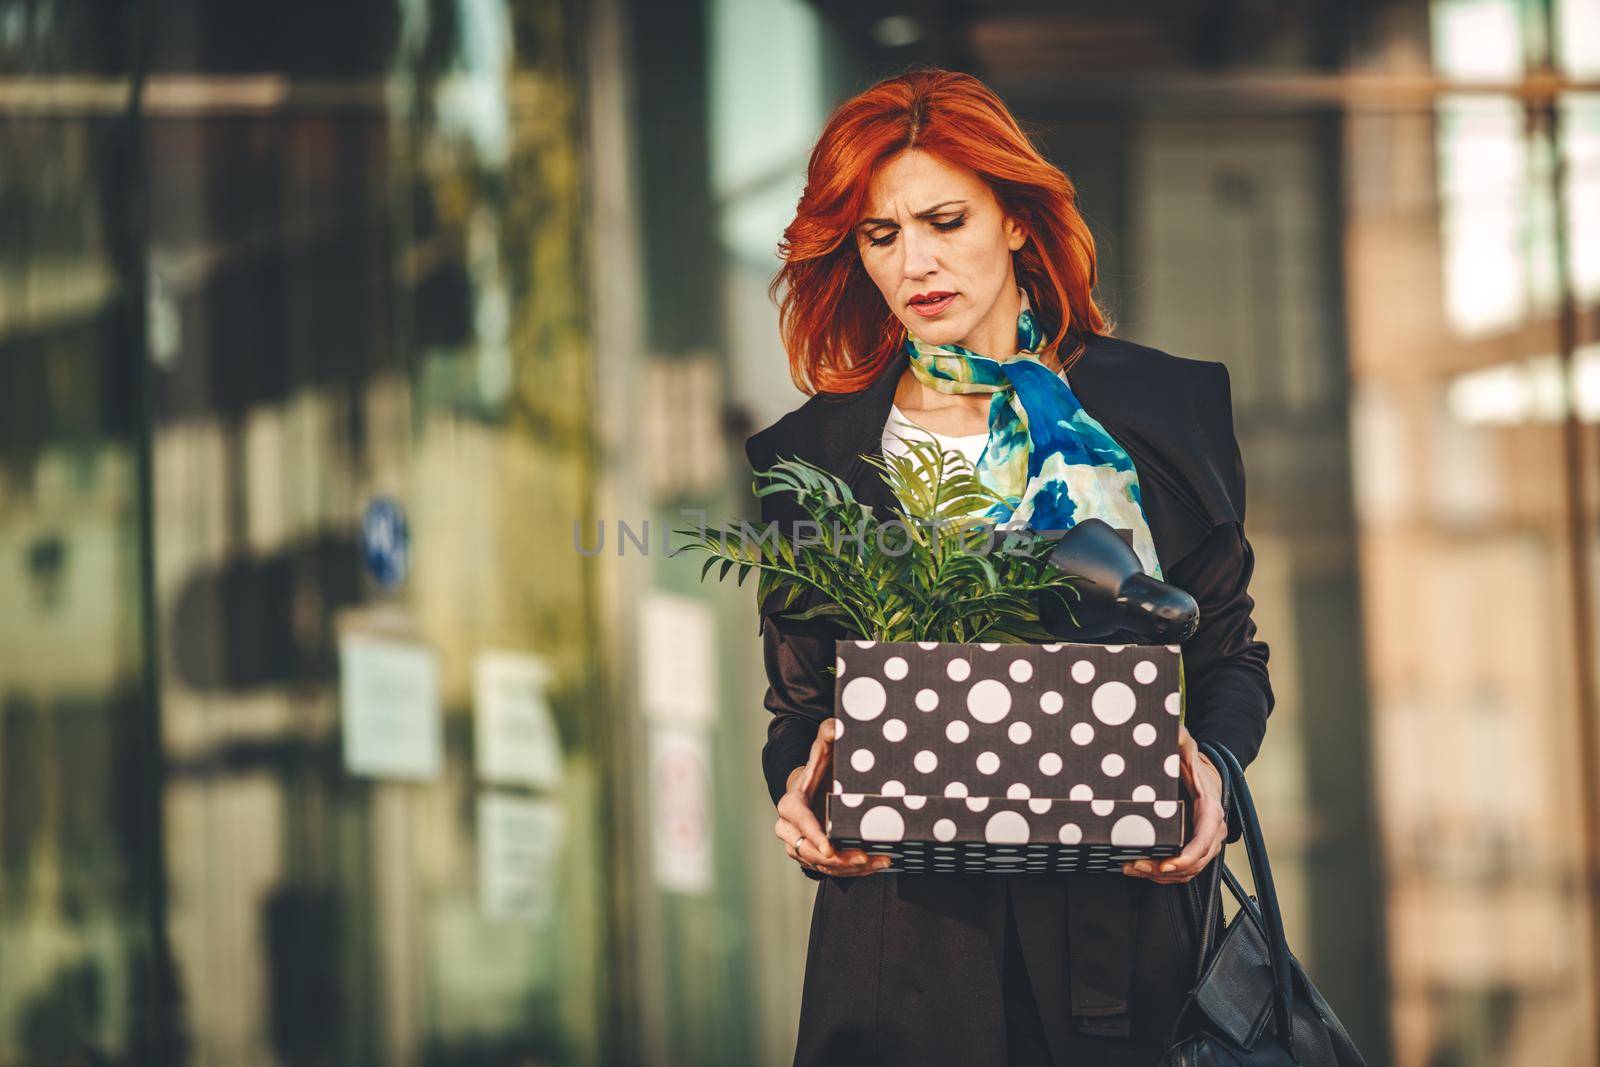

{"left": 893, "top": 367, "right": 990, "bottom": 428}
{"left": 955, "top": 284, "right": 1024, "bottom": 362}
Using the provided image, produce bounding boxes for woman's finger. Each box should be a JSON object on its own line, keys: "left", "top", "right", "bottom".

{"left": 799, "top": 842, "right": 888, "bottom": 877}
{"left": 1163, "top": 750, "right": 1223, "bottom": 868}
{"left": 774, "top": 814, "right": 843, "bottom": 866}
{"left": 1113, "top": 694, "right": 1238, "bottom": 883}
{"left": 1138, "top": 824, "right": 1224, "bottom": 883}
{"left": 1159, "top": 789, "right": 1225, "bottom": 877}
{"left": 1141, "top": 794, "right": 1228, "bottom": 882}
{"left": 1124, "top": 747, "right": 1224, "bottom": 880}
{"left": 818, "top": 850, "right": 892, "bottom": 876}
{"left": 777, "top": 790, "right": 835, "bottom": 859}
{"left": 774, "top": 815, "right": 805, "bottom": 851}
{"left": 799, "top": 718, "right": 838, "bottom": 799}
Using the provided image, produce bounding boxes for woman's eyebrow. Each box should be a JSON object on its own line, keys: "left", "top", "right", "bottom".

{"left": 857, "top": 199, "right": 968, "bottom": 229}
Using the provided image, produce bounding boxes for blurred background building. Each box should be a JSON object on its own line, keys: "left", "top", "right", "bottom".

{"left": 2, "top": 0, "right": 1599, "bottom": 1064}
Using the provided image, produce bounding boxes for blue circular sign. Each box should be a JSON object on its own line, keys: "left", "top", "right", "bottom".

{"left": 361, "top": 496, "right": 411, "bottom": 590}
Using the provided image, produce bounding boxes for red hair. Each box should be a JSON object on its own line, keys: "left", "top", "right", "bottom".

{"left": 769, "top": 67, "right": 1113, "bottom": 396}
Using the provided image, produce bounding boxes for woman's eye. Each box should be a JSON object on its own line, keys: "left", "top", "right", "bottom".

{"left": 867, "top": 216, "right": 965, "bottom": 248}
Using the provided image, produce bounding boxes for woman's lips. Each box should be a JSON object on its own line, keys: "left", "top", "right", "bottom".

{"left": 909, "top": 293, "right": 957, "bottom": 317}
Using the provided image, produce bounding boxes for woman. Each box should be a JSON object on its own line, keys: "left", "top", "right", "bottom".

{"left": 744, "top": 69, "right": 1274, "bottom": 1066}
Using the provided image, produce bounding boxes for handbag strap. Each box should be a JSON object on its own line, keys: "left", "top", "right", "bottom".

{"left": 1185, "top": 748, "right": 1232, "bottom": 982}
{"left": 1166, "top": 743, "right": 1233, "bottom": 1054}
{"left": 1199, "top": 740, "right": 1298, "bottom": 1055}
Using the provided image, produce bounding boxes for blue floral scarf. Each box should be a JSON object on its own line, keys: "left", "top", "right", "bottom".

{"left": 903, "top": 286, "right": 1164, "bottom": 579}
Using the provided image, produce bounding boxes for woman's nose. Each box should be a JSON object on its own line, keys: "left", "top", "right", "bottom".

{"left": 900, "top": 229, "right": 940, "bottom": 277}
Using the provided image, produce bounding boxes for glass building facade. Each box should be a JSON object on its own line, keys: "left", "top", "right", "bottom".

{"left": 2, "top": 1, "right": 1599, "bottom": 1064}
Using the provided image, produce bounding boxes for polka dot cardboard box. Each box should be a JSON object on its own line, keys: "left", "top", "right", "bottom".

{"left": 827, "top": 639, "right": 1186, "bottom": 873}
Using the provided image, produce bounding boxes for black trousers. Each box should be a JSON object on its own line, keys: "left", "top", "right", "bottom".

{"left": 792, "top": 872, "right": 1200, "bottom": 1066}
{"left": 1001, "top": 885, "right": 1056, "bottom": 1066}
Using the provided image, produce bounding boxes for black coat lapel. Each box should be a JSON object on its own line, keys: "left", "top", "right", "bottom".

{"left": 826, "top": 353, "right": 904, "bottom": 517}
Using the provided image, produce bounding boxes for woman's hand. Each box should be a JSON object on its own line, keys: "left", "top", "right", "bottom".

{"left": 773, "top": 717, "right": 894, "bottom": 877}
{"left": 1122, "top": 723, "right": 1227, "bottom": 884}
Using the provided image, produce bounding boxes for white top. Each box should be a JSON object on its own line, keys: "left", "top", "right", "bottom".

{"left": 883, "top": 363, "right": 1071, "bottom": 469}
{"left": 882, "top": 403, "right": 989, "bottom": 468}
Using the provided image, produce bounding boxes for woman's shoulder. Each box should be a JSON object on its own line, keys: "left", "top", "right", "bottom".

{"left": 1076, "top": 332, "right": 1246, "bottom": 534}
{"left": 742, "top": 358, "right": 896, "bottom": 470}
{"left": 1077, "top": 333, "right": 1236, "bottom": 443}
{"left": 744, "top": 397, "right": 824, "bottom": 472}
{"left": 1076, "top": 332, "right": 1231, "bottom": 401}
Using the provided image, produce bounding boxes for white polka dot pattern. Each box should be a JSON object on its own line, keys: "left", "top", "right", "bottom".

{"left": 1091, "top": 681, "right": 1137, "bottom": 726}
{"left": 966, "top": 679, "right": 1011, "bottom": 723}
{"left": 827, "top": 639, "right": 1186, "bottom": 871}
{"left": 841, "top": 676, "right": 886, "bottom": 721}
{"left": 984, "top": 810, "right": 1030, "bottom": 843}
{"left": 859, "top": 805, "right": 904, "bottom": 841}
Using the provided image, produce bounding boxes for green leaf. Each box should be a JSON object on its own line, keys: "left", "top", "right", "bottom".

{"left": 789, "top": 601, "right": 851, "bottom": 622}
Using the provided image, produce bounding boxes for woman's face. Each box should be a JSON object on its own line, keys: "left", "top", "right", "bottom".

{"left": 854, "top": 148, "right": 1028, "bottom": 356}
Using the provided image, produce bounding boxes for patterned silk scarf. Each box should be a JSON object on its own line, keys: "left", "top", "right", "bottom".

{"left": 904, "top": 286, "right": 1164, "bottom": 579}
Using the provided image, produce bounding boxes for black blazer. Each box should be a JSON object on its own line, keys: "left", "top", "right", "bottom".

{"left": 743, "top": 332, "right": 1276, "bottom": 1065}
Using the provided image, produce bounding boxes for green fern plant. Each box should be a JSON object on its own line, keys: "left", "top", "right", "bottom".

{"left": 674, "top": 435, "right": 1082, "bottom": 643}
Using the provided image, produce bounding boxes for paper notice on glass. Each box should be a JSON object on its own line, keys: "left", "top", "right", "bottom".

{"left": 477, "top": 791, "right": 565, "bottom": 923}
{"left": 649, "top": 723, "right": 713, "bottom": 894}
{"left": 339, "top": 631, "right": 442, "bottom": 780}
{"left": 473, "top": 649, "right": 564, "bottom": 788}
{"left": 639, "top": 591, "right": 717, "bottom": 725}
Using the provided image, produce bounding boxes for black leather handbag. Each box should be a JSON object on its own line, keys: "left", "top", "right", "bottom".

{"left": 1160, "top": 740, "right": 1369, "bottom": 1066}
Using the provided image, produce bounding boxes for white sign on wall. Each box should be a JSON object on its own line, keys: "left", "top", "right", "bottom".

{"left": 639, "top": 591, "right": 718, "bottom": 726}
{"left": 473, "top": 649, "right": 564, "bottom": 788}
{"left": 649, "top": 723, "right": 714, "bottom": 894}
{"left": 477, "top": 791, "right": 565, "bottom": 923}
{"left": 339, "top": 631, "right": 442, "bottom": 781}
